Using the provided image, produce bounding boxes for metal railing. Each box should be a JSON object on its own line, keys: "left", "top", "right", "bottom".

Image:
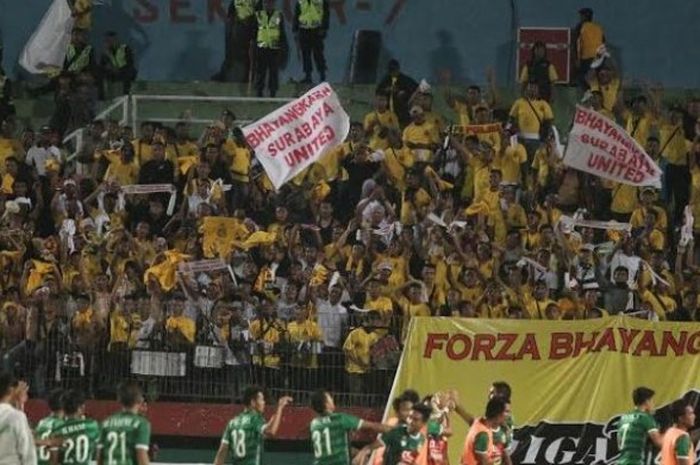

{"left": 61, "top": 93, "right": 294, "bottom": 172}
{"left": 63, "top": 95, "right": 129, "bottom": 163}
{"left": 3, "top": 312, "right": 401, "bottom": 407}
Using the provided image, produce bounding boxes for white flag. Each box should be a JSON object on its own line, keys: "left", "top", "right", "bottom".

{"left": 19, "top": 0, "right": 75, "bottom": 74}
{"left": 563, "top": 105, "right": 662, "bottom": 187}
{"left": 243, "top": 83, "right": 350, "bottom": 190}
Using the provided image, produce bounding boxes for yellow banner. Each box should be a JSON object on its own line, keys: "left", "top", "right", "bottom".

{"left": 388, "top": 316, "right": 700, "bottom": 465}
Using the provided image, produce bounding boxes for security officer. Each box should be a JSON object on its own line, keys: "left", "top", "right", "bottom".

{"left": 100, "top": 31, "right": 137, "bottom": 96}
{"left": 64, "top": 28, "right": 96, "bottom": 77}
{"left": 220, "top": 0, "right": 259, "bottom": 82}
{"left": 293, "top": 0, "right": 329, "bottom": 84}
{"left": 254, "top": 0, "right": 287, "bottom": 97}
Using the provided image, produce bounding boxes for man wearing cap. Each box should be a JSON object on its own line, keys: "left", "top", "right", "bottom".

{"left": 574, "top": 7, "right": 605, "bottom": 88}
{"left": 630, "top": 186, "right": 667, "bottom": 231}
{"left": 25, "top": 127, "right": 60, "bottom": 178}
{"left": 99, "top": 31, "right": 137, "bottom": 97}
{"left": 293, "top": 0, "right": 330, "bottom": 84}
{"left": 402, "top": 105, "right": 440, "bottom": 161}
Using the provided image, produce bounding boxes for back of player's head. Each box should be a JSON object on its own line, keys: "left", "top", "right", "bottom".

{"left": 243, "top": 386, "right": 264, "bottom": 406}
{"left": 117, "top": 381, "right": 144, "bottom": 408}
{"left": 412, "top": 403, "right": 432, "bottom": 423}
{"left": 400, "top": 389, "right": 421, "bottom": 405}
{"left": 48, "top": 389, "right": 64, "bottom": 412}
{"left": 632, "top": 387, "right": 655, "bottom": 406}
{"left": 0, "top": 371, "right": 16, "bottom": 398}
{"left": 670, "top": 399, "right": 691, "bottom": 423}
{"left": 491, "top": 381, "right": 512, "bottom": 402}
{"left": 63, "top": 389, "right": 85, "bottom": 416}
{"left": 485, "top": 397, "right": 507, "bottom": 419}
{"left": 310, "top": 390, "right": 331, "bottom": 414}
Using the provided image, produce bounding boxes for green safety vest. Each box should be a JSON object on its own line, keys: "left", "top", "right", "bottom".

{"left": 66, "top": 45, "right": 92, "bottom": 73}
{"left": 234, "top": 0, "right": 255, "bottom": 20}
{"left": 256, "top": 10, "right": 282, "bottom": 49}
{"left": 106, "top": 45, "right": 128, "bottom": 70}
{"left": 299, "top": 0, "right": 323, "bottom": 29}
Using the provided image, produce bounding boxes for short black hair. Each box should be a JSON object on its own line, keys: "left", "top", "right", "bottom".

{"left": 62, "top": 389, "right": 85, "bottom": 416}
{"left": 310, "top": 390, "right": 329, "bottom": 414}
{"left": 412, "top": 403, "right": 432, "bottom": 423}
{"left": 243, "top": 386, "right": 264, "bottom": 406}
{"left": 485, "top": 397, "right": 507, "bottom": 419}
{"left": 632, "top": 387, "right": 655, "bottom": 406}
{"left": 491, "top": 381, "right": 512, "bottom": 402}
{"left": 670, "top": 399, "right": 692, "bottom": 423}
{"left": 400, "top": 389, "right": 420, "bottom": 405}
{"left": 48, "top": 389, "right": 64, "bottom": 412}
{"left": 117, "top": 381, "right": 143, "bottom": 408}
{"left": 0, "top": 371, "right": 16, "bottom": 398}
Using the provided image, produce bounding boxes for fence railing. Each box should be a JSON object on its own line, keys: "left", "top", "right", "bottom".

{"left": 3, "top": 313, "right": 402, "bottom": 407}
{"left": 63, "top": 95, "right": 129, "bottom": 163}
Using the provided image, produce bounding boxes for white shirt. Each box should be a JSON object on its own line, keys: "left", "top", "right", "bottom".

{"left": 609, "top": 251, "right": 642, "bottom": 289}
{"left": 0, "top": 403, "right": 36, "bottom": 465}
{"left": 25, "top": 145, "right": 60, "bottom": 176}
{"left": 315, "top": 299, "right": 348, "bottom": 348}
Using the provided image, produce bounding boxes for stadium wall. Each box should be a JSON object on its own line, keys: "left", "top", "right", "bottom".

{"left": 2, "top": 0, "right": 699, "bottom": 87}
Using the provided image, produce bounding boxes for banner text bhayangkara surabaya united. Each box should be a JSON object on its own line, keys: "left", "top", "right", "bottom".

{"left": 423, "top": 328, "right": 700, "bottom": 361}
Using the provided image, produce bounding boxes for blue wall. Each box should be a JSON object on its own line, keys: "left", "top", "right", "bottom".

{"left": 2, "top": 0, "right": 699, "bottom": 87}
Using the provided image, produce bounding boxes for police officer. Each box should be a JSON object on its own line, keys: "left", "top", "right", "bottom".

{"left": 221, "top": 0, "right": 259, "bottom": 82}
{"left": 64, "top": 28, "right": 96, "bottom": 77}
{"left": 100, "top": 31, "right": 137, "bottom": 96}
{"left": 254, "top": 0, "right": 287, "bottom": 97}
{"left": 293, "top": 0, "right": 329, "bottom": 84}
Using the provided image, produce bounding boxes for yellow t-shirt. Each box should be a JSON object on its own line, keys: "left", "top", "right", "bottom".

{"left": 0, "top": 138, "right": 23, "bottom": 175}
{"left": 402, "top": 122, "right": 440, "bottom": 148}
{"left": 524, "top": 297, "right": 556, "bottom": 320}
{"left": 624, "top": 111, "right": 656, "bottom": 147}
{"left": 175, "top": 141, "right": 199, "bottom": 159}
{"left": 629, "top": 206, "right": 667, "bottom": 231}
{"left": 343, "top": 328, "right": 378, "bottom": 374}
{"left": 287, "top": 319, "right": 323, "bottom": 368}
{"left": 578, "top": 21, "right": 604, "bottom": 60}
{"left": 478, "top": 302, "right": 508, "bottom": 319}
{"left": 104, "top": 158, "right": 140, "bottom": 185}
{"left": 589, "top": 77, "right": 620, "bottom": 113}
{"left": 495, "top": 143, "right": 527, "bottom": 184}
{"left": 660, "top": 124, "right": 689, "bottom": 166}
{"left": 610, "top": 183, "right": 638, "bottom": 215}
{"left": 364, "top": 296, "right": 394, "bottom": 320}
{"left": 452, "top": 101, "right": 473, "bottom": 127}
{"left": 382, "top": 146, "right": 414, "bottom": 188}
{"left": 249, "top": 318, "right": 284, "bottom": 368}
{"left": 508, "top": 98, "right": 553, "bottom": 137}
{"left": 110, "top": 312, "right": 130, "bottom": 347}
{"left": 363, "top": 110, "right": 400, "bottom": 151}
{"left": 165, "top": 315, "right": 196, "bottom": 344}
{"left": 400, "top": 187, "right": 431, "bottom": 225}
{"left": 640, "top": 290, "right": 675, "bottom": 321}
{"left": 317, "top": 142, "right": 351, "bottom": 181}
{"left": 398, "top": 298, "right": 431, "bottom": 341}
{"left": 230, "top": 146, "right": 252, "bottom": 182}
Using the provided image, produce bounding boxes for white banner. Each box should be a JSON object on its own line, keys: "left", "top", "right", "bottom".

{"left": 243, "top": 83, "right": 350, "bottom": 190}
{"left": 19, "top": 0, "right": 75, "bottom": 74}
{"left": 563, "top": 105, "right": 662, "bottom": 187}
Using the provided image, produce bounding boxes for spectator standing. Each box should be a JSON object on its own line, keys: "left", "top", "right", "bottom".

{"left": 254, "top": 0, "right": 288, "bottom": 97}
{"left": 25, "top": 127, "right": 61, "bottom": 178}
{"left": 293, "top": 0, "right": 329, "bottom": 84}
{"left": 218, "top": 0, "right": 258, "bottom": 82}
{"left": 0, "top": 372, "right": 36, "bottom": 465}
{"left": 508, "top": 81, "right": 554, "bottom": 160}
{"left": 100, "top": 31, "right": 137, "bottom": 97}
{"left": 574, "top": 7, "right": 605, "bottom": 88}
{"left": 342, "top": 311, "right": 380, "bottom": 396}
{"left": 165, "top": 295, "right": 196, "bottom": 350}
{"left": 64, "top": 28, "right": 96, "bottom": 78}
{"left": 376, "top": 60, "right": 419, "bottom": 127}
{"left": 286, "top": 305, "right": 323, "bottom": 391}
{"left": 519, "top": 41, "right": 558, "bottom": 102}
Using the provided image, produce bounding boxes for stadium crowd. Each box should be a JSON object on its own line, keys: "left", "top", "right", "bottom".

{"left": 1, "top": 5, "right": 700, "bottom": 408}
